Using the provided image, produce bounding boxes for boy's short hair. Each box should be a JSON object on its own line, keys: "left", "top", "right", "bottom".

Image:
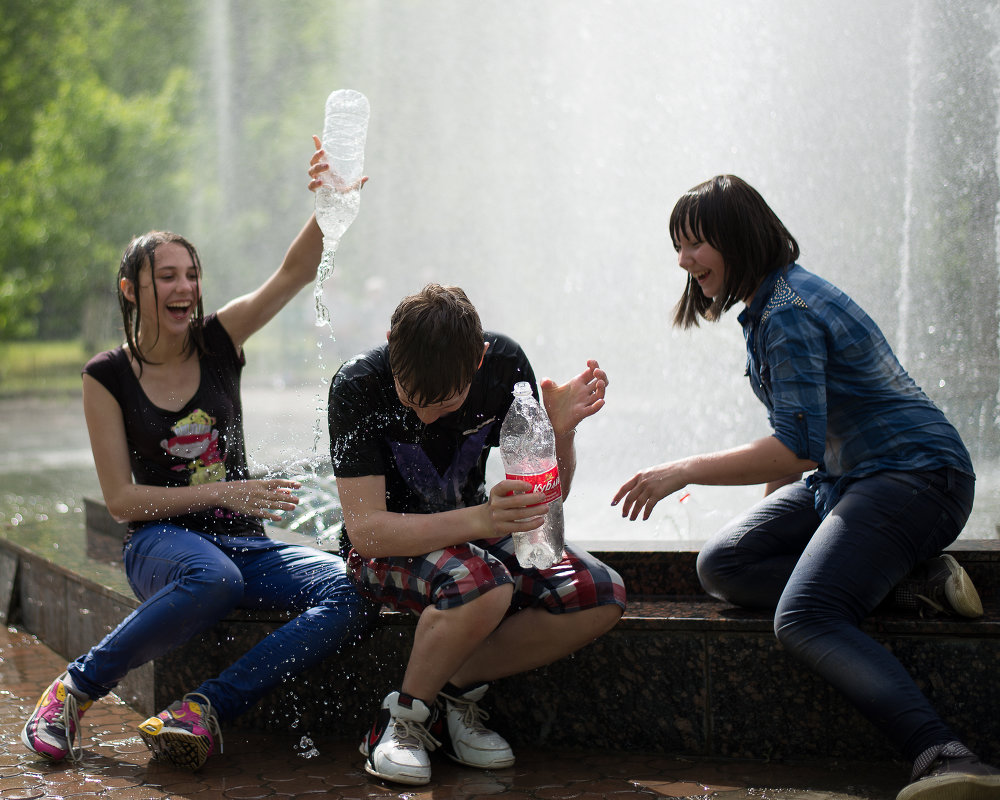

{"left": 388, "top": 284, "right": 484, "bottom": 405}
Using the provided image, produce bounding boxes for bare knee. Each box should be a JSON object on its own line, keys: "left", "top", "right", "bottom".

{"left": 575, "top": 603, "right": 623, "bottom": 640}
{"left": 425, "top": 583, "right": 513, "bottom": 639}
{"left": 598, "top": 601, "right": 623, "bottom": 627}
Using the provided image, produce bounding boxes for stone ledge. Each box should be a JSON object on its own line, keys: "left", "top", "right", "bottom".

{"left": 2, "top": 506, "right": 997, "bottom": 764}
{"left": 82, "top": 495, "right": 1000, "bottom": 601}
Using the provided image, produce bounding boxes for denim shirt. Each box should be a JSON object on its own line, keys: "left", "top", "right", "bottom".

{"left": 738, "top": 264, "right": 973, "bottom": 516}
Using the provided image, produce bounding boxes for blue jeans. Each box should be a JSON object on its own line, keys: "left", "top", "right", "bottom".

{"left": 68, "top": 525, "right": 374, "bottom": 722}
{"left": 696, "top": 468, "right": 974, "bottom": 762}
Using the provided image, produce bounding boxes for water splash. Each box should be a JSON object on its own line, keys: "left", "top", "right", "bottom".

{"left": 313, "top": 246, "right": 337, "bottom": 330}
{"left": 990, "top": 5, "right": 1000, "bottom": 426}
{"left": 896, "top": 2, "right": 922, "bottom": 364}
{"left": 296, "top": 735, "right": 320, "bottom": 759}
{"left": 312, "top": 183, "right": 361, "bottom": 329}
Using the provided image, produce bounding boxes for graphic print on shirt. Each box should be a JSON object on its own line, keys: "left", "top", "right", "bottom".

{"left": 389, "top": 423, "right": 494, "bottom": 513}
{"left": 160, "top": 409, "right": 226, "bottom": 485}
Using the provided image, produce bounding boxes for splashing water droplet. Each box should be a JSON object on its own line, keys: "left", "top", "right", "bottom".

{"left": 314, "top": 247, "right": 337, "bottom": 330}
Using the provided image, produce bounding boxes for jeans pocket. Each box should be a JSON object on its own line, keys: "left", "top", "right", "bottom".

{"left": 881, "top": 469, "right": 973, "bottom": 555}
{"left": 916, "top": 509, "right": 961, "bottom": 562}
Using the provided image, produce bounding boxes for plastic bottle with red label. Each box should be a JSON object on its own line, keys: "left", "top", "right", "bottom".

{"left": 498, "top": 381, "right": 566, "bottom": 569}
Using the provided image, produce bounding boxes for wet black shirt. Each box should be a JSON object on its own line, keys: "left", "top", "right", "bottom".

{"left": 83, "top": 313, "right": 264, "bottom": 537}
{"left": 328, "top": 332, "right": 536, "bottom": 515}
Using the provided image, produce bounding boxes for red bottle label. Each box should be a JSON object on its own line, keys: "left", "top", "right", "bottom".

{"left": 505, "top": 464, "right": 562, "bottom": 504}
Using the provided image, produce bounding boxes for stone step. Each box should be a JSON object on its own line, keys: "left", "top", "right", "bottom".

{"left": 1, "top": 502, "right": 996, "bottom": 765}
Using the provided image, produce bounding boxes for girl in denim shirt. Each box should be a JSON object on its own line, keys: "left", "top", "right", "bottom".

{"left": 614, "top": 175, "right": 998, "bottom": 800}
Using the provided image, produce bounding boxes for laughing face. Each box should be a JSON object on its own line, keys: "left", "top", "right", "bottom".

{"left": 128, "top": 242, "right": 202, "bottom": 338}
{"left": 674, "top": 226, "right": 727, "bottom": 300}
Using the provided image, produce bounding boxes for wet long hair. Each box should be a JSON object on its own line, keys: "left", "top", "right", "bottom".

{"left": 670, "top": 175, "right": 800, "bottom": 328}
{"left": 117, "top": 231, "right": 207, "bottom": 370}
{"left": 388, "top": 284, "right": 484, "bottom": 405}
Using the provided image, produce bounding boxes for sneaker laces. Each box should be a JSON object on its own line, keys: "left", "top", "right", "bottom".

{"left": 181, "top": 693, "right": 224, "bottom": 755}
{"left": 392, "top": 716, "right": 441, "bottom": 752}
{"left": 449, "top": 696, "right": 492, "bottom": 734}
{"left": 60, "top": 690, "right": 86, "bottom": 762}
{"left": 913, "top": 591, "right": 948, "bottom": 615}
{"left": 891, "top": 581, "right": 948, "bottom": 618}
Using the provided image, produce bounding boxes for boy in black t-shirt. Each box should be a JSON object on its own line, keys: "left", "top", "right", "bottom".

{"left": 329, "top": 284, "right": 626, "bottom": 786}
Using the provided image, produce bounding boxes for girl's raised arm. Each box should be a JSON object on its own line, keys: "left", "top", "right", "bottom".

{"left": 217, "top": 136, "right": 367, "bottom": 350}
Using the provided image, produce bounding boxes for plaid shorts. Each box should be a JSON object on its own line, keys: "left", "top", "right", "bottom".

{"left": 347, "top": 536, "right": 627, "bottom": 617}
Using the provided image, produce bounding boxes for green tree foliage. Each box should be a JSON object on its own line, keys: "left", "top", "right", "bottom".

{"left": 0, "top": 0, "right": 196, "bottom": 345}
{"left": 181, "top": 2, "right": 340, "bottom": 308}
{"left": 0, "top": 0, "right": 74, "bottom": 339}
{"left": 0, "top": 0, "right": 344, "bottom": 347}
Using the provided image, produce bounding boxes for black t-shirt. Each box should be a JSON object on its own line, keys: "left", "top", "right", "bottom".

{"left": 329, "top": 332, "right": 536, "bottom": 516}
{"left": 83, "top": 313, "right": 264, "bottom": 537}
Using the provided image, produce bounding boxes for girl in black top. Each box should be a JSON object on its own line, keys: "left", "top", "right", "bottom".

{"left": 21, "top": 137, "right": 372, "bottom": 770}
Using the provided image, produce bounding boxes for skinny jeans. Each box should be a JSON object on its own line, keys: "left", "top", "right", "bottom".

{"left": 68, "top": 524, "right": 373, "bottom": 722}
{"left": 695, "top": 468, "right": 974, "bottom": 762}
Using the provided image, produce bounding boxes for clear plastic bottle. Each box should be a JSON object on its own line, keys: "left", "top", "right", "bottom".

{"left": 498, "top": 381, "right": 566, "bottom": 569}
{"left": 313, "top": 89, "right": 370, "bottom": 328}
{"left": 315, "top": 89, "right": 369, "bottom": 251}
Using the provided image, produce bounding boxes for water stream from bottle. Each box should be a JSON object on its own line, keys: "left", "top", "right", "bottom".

{"left": 313, "top": 247, "right": 336, "bottom": 330}
{"left": 310, "top": 90, "right": 368, "bottom": 451}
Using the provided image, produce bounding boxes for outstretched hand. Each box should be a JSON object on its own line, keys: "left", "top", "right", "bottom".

{"left": 308, "top": 134, "right": 368, "bottom": 193}
{"left": 540, "top": 359, "right": 608, "bottom": 435}
{"left": 612, "top": 462, "right": 686, "bottom": 521}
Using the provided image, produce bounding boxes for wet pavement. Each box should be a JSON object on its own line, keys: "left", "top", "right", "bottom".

{"left": 0, "top": 625, "right": 907, "bottom": 800}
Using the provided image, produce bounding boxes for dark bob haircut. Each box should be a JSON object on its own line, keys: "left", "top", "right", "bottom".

{"left": 670, "top": 175, "right": 799, "bottom": 328}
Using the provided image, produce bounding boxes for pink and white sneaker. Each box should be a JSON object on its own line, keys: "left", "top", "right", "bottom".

{"left": 138, "top": 692, "right": 223, "bottom": 770}
{"left": 21, "top": 673, "right": 93, "bottom": 762}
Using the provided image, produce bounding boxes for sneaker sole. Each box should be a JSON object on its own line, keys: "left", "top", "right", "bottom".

{"left": 363, "top": 760, "right": 431, "bottom": 786}
{"left": 897, "top": 773, "right": 1000, "bottom": 800}
{"left": 138, "top": 726, "right": 212, "bottom": 770}
{"left": 443, "top": 749, "right": 515, "bottom": 769}
{"left": 360, "top": 738, "right": 432, "bottom": 785}
{"left": 941, "top": 555, "right": 984, "bottom": 618}
{"left": 20, "top": 726, "right": 69, "bottom": 762}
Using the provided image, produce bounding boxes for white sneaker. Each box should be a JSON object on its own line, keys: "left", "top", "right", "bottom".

{"left": 359, "top": 692, "right": 440, "bottom": 786}
{"left": 438, "top": 684, "right": 515, "bottom": 769}
{"left": 891, "top": 555, "right": 984, "bottom": 618}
